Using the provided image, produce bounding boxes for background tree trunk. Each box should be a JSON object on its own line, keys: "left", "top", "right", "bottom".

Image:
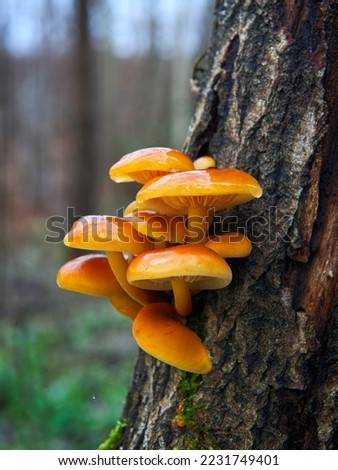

{"left": 68, "top": 0, "right": 97, "bottom": 221}
{"left": 117, "top": 0, "right": 337, "bottom": 450}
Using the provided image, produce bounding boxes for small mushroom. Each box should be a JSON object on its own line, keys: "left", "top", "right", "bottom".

{"left": 205, "top": 232, "right": 252, "bottom": 258}
{"left": 136, "top": 168, "right": 263, "bottom": 244}
{"left": 132, "top": 302, "right": 212, "bottom": 374}
{"left": 124, "top": 198, "right": 182, "bottom": 218}
{"left": 127, "top": 244, "right": 232, "bottom": 316}
{"left": 125, "top": 210, "right": 187, "bottom": 246}
{"left": 56, "top": 254, "right": 141, "bottom": 319}
{"left": 109, "top": 147, "right": 194, "bottom": 184}
{"left": 63, "top": 215, "right": 163, "bottom": 306}
{"left": 193, "top": 155, "right": 216, "bottom": 170}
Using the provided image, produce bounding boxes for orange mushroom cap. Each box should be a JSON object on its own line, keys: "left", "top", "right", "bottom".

{"left": 205, "top": 232, "right": 252, "bottom": 258}
{"left": 56, "top": 254, "right": 140, "bottom": 319}
{"left": 127, "top": 244, "right": 232, "bottom": 291}
{"left": 132, "top": 302, "right": 212, "bottom": 374}
{"left": 123, "top": 200, "right": 143, "bottom": 217}
{"left": 109, "top": 147, "right": 194, "bottom": 184}
{"left": 63, "top": 215, "right": 165, "bottom": 306}
{"left": 136, "top": 168, "right": 262, "bottom": 243}
{"left": 127, "top": 245, "right": 232, "bottom": 316}
{"left": 123, "top": 199, "right": 179, "bottom": 218}
{"left": 64, "top": 215, "right": 153, "bottom": 254}
{"left": 57, "top": 254, "right": 119, "bottom": 297}
{"left": 136, "top": 168, "right": 263, "bottom": 214}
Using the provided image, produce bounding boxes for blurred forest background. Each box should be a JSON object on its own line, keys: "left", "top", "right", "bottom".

{"left": 0, "top": 0, "right": 213, "bottom": 449}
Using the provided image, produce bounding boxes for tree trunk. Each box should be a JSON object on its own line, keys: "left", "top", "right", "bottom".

{"left": 68, "top": 0, "right": 97, "bottom": 219}
{"left": 117, "top": 0, "right": 337, "bottom": 450}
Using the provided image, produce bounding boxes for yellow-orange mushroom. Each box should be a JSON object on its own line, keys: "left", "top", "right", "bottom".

{"left": 127, "top": 245, "right": 232, "bottom": 317}
{"left": 56, "top": 254, "right": 140, "bottom": 319}
{"left": 132, "top": 302, "right": 212, "bottom": 374}
{"left": 109, "top": 147, "right": 194, "bottom": 184}
{"left": 136, "top": 168, "right": 263, "bottom": 244}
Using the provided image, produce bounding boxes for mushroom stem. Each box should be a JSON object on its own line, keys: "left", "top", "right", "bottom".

{"left": 106, "top": 251, "right": 164, "bottom": 306}
{"left": 187, "top": 206, "right": 209, "bottom": 244}
{"left": 171, "top": 278, "right": 192, "bottom": 316}
{"left": 107, "top": 293, "right": 141, "bottom": 320}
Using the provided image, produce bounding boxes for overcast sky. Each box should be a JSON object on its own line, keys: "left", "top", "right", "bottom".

{"left": 2, "top": 0, "right": 213, "bottom": 57}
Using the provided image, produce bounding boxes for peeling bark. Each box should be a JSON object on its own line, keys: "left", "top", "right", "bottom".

{"left": 118, "top": 0, "right": 337, "bottom": 449}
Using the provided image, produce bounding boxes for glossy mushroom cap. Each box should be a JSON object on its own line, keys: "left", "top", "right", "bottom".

{"left": 205, "top": 232, "right": 252, "bottom": 258}
{"left": 63, "top": 215, "right": 161, "bottom": 306}
{"left": 136, "top": 168, "right": 263, "bottom": 214}
{"left": 63, "top": 215, "right": 153, "bottom": 254}
{"left": 57, "top": 254, "right": 118, "bottom": 297}
{"left": 132, "top": 302, "right": 212, "bottom": 374}
{"left": 127, "top": 245, "right": 232, "bottom": 291}
{"left": 109, "top": 147, "right": 194, "bottom": 184}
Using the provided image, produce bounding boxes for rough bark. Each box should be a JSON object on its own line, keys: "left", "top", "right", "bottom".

{"left": 118, "top": 0, "right": 337, "bottom": 449}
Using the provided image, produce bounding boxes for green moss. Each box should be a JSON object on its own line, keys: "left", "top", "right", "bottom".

{"left": 175, "top": 372, "right": 203, "bottom": 425}
{"left": 171, "top": 296, "right": 215, "bottom": 450}
{"left": 172, "top": 372, "right": 214, "bottom": 450}
{"left": 98, "top": 419, "right": 127, "bottom": 450}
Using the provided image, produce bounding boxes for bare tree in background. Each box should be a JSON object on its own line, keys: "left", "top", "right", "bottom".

{"left": 68, "top": 0, "right": 97, "bottom": 220}
{"left": 115, "top": 0, "right": 338, "bottom": 450}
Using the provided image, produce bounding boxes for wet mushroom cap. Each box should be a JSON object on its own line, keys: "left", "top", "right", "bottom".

{"left": 136, "top": 168, "right": 263, "bottom": 214}
{"left": 127, "top": 244, "right": 232, "bottom": 291}
{"left": 109, "top": 147, "right": 195, "bottom": 184}
{"left": 63, "top": 215, "right": 153, "bottom": 254}
{"left": 205, "top": 232, "right": 252, "bottom": 257}
{"left": 132, "top": 302, "right": 212, "bottom": 374}
{"left": 57, "top": 254, "right": 118, "bottom": 297}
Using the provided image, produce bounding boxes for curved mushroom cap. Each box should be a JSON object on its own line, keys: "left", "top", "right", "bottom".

{"left": 109, "top": 147, "right": 194, "bottom": 184}
{"left": 64, "top": 215, "right": 153, "bottom": 254}
{"left": 57, "top": 254, "right": 118, "bottom": 297}
{"left": 193, "top": 156, "right": 216, "bottom": 170}
{"left": 127, "top": 244, "right": 232, "bottom": 291}
{"left": 132, "top": 302, "right": 212, "bottom": 374}
{"left": 123, "top": 200, "right": 142, "bottom": 217}
{"left": 124, "top": 199, "right": 179, "bottom": 218}
{"left": 205, "top": 232, "right": 252, "bottom": 258}
{"left": 127, "top": 210, "right": 186, "bottom": 244}
{"left": 136, "top": 168, "right": 263, "bottom": 214}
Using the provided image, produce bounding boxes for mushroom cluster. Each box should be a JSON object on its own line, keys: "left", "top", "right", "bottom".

{"left": 57, "top": 147, "right": 262, "bottom": 374}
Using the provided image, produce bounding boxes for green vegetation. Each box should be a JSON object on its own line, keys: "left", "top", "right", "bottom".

{"left": 98, "top": 419, "right": 127, "bottom": 450}
{"left": 173, "top": 370, "right": 214, "bottom": 450}
{"left": 0, "top": 302, "right": 136, "bottom": 449}
{"left": 175, "top": 372, "right": 204, "bottom": 427}
{"left": 0, "top": 224, "right": 137, "bottom": 449}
